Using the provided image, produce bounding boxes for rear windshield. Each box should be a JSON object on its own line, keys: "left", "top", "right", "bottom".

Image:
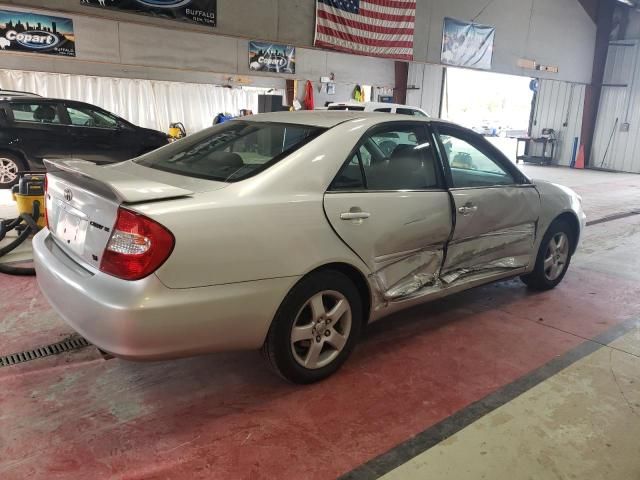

{"left": 328, "top": 105, "right": 365, "bottom": 111}
{"left": 136, "top": 121, "right": 325, "bottom": 182}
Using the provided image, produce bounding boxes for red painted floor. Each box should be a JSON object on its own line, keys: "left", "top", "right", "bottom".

{"left": 1, "top": 253, "right": 638, "bottom": 479}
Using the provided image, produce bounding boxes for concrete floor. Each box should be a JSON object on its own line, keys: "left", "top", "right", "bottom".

{"left": 1, "top": 166, "right": 640, "bottom": 479}
{"left": 383, "top": 329, "right": 640, "bottom": 480}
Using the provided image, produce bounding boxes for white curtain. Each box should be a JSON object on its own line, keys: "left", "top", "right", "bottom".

{"left": 0, "top": 69, "right": 284, "bottom": 134}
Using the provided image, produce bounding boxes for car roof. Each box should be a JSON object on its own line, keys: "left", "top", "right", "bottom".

{"left": 328, "top": 101, "right": 428, "bottom": 112}
{"left": 245, "top": 111, "right": 371, "bottom": 128}
{"left": 0, "top": 96, "right": 61, "bottom": 103}
{"left": 245, "top": 111, "right": 447, "bottom": 128}
{"left": 0, "top": 90, "right": 41, "bottom": 100}
{"left": 329, "top": 101, "right": 408, "bottom": 109}
{"left": 0, "top": 96, "right": 96, "bottom": 104}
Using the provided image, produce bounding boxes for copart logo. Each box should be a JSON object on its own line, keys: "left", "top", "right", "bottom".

{"left": 5, "top": 30, "right": 59, "bottom": 50}
{"left": 258, "top": 55, "right": 289, "bottom": 68}
{"left": 135, "top": 0, "right": 192, "bottom": 7}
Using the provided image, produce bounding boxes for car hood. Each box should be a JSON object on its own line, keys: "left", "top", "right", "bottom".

{"left": 138, "top": 126, "right": 166, "bottom": 137}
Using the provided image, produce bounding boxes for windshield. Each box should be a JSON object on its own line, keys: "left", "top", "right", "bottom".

{"left": 136, "top": 121, "right": 325, "bottom": 182}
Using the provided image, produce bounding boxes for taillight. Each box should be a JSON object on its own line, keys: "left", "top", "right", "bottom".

{"left": 100, "top": 208, "right": 175, "bottom": 281}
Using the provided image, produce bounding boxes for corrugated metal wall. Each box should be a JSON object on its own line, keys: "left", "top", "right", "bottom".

{"left": 591, "top": 42, "right": 640, "bottom": 172}
{"left": 406, "top": 63, "right": 445, "bottom": 117}
{"left": 531, "top": 80, "right": 586, "bottom": 166}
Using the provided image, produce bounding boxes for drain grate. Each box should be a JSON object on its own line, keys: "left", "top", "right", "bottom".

{"left": 0, "top": 336, "right": 92, "bottom": 368}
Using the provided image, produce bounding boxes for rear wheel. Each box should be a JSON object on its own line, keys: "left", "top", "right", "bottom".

{"left": 0, "top": 154, "right": 23, "bottom": 189}
{"left": 262, "top": 270, "right": 362, "bottom": 384}
{"left": 521, "top": 219, "right": 573, "bottom": 291}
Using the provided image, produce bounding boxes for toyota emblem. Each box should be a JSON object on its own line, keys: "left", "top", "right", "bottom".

{"left": 63, "top": 188, "right": 73, "bottom": 202}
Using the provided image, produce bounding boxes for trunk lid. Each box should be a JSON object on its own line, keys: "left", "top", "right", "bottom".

{"left": 44, "top": 159, "right": 224, "bottom": 270}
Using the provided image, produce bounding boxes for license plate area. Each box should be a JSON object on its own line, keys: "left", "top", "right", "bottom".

{"left": 53, "top": 200, "right": 89, "bottom": 256}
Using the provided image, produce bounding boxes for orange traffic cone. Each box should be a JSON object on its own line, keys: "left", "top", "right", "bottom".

{"left": 574, "top": 144, "right": 585, "bottom": 169}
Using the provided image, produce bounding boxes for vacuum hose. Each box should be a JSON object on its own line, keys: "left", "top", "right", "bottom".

{"left": 0, "top": 200, "right": 42, "bottom": 276}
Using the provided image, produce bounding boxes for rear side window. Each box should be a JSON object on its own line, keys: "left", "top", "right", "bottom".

{"left": 10, "top": 102, "right": 61, "bottom": 124}
{"left": 332, "top": 124, "right": 440, "bottom": 191}
{"left": 374, "top": 108, "right": 392, "bottom": 113}
{"left": 67, "top": 106, "right": 118, "bottom": 129}
{"left": 136, "top": 121, "right": 324, "bottom": 182}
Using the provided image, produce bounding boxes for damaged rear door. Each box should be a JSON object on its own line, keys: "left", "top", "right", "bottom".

{"left": 434, "top": 124, "right": 541, "bottom": 284}
{"left": 324, "top": 122, "right": 452, "bottom": 301}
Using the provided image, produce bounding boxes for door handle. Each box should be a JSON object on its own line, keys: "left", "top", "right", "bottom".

{"left": 340, "top": 207, "right": 371, "bottom": 221}
{"left": 457, "top": 204, "right": 478, "bottom": 216}
{"left": 340, "top": 212, "right": 371, "bottom": 221}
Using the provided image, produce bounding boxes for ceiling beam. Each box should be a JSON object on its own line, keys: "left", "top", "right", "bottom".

{"left": 578, "top": 0, "right": 599, "bottom": 22}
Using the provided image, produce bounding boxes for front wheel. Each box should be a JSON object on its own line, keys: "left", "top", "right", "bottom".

{"left": 521, "top": 219, "right": 574, "bottom": 291}
{"left": 262, "top": 270, "right": 362, "bottom": 384}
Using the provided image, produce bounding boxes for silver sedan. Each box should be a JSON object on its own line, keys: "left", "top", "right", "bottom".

{"left": 33, "top": 112, "right": 586, "bottom": 383}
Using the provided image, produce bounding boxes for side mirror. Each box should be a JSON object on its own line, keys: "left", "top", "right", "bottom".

{"left": 116, "top": 120, "right": 130, "bottom": 131}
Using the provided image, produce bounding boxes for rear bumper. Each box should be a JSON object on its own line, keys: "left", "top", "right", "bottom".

{"left": 33, "top": 230, "right": 298, "bottom": 360}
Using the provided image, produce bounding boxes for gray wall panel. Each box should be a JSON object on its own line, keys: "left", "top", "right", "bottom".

{"left": 118, "top": 23, "right": 239, "bottom": 72}
{"left": 73, "top": 16, "right": 120, "bottom": 63}
{"left": 592, "top": 42, "right": 640, "bottom": 173}
{"left": 0, "top": 3, "right": 393, "bottom": 92}
{"left": 407, "top": 62, "right": 444, "bottom": 117}
{"left": 276, "top": 0, "right": 315, "bottom": 45}
{"left": 325, "top": 51, "right": 394, "bottom": 86}
{"left": 532, "top": 79, "right": 585, "bottom": 167}
{"left": 295, "top": 48, "right": 328, "bottom": 80}
{"left": 2, "top": 0, "right": 596, "bottom": 83}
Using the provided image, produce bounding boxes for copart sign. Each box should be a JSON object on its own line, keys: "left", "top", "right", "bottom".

{"left": 81, "top": 0, "right": 217, "bottom": 27}
{"left": 0, "top": 9, "right": 76, "bottom": 57}
{"left": 249, "top": 41, "right": 296, "bottom": 75}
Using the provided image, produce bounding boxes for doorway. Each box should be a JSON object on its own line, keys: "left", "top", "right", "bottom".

{"left": 441, "top": 67, "right": 534, "bottom": 162}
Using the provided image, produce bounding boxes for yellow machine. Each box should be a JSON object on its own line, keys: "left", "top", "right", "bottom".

{"left": 12, "top": 174, "right": 46, "bottom": 228}
{"left": 0, "top": 174, "right": 44, "bottom": 275}
{"left": 168, "top": 122, "right": 187, "bottom": 142}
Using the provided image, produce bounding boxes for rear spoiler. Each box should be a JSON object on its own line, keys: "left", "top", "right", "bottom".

{"left": 44, "top": 159, "right": 194, "bottom": 204}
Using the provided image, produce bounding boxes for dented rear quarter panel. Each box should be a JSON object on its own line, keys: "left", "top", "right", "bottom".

{"left": 134, "top": 117, "right": 389, "bottom": 289}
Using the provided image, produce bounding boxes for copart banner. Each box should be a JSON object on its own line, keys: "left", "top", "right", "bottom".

{"left": 0, "top": 9, "right": 76, "bottom": 57}
{"left": 441, "top": 17, "right": 495, "bottom": 70}
{"left": 81, "top": 0, "right": 217, "bottom": 27}
{"left": 249, "top": 41, "right": 295, "bottom": 74}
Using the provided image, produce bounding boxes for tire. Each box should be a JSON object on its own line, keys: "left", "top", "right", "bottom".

{"left": 521, "top": 219, "right": 574, "bottom": 291}
{"left": 261, "top": 270, "right": 363, "bottom": 384}
{"left": 0, "top": 153, "right": 24, "bottom": 189}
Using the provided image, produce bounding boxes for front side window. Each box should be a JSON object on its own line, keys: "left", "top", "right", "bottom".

{"left": 374, "top": 108, "right": 392, "bottom": 113}
{"left": 332, "top": 124, "right": 440, "bottom": 191}
{"left": 10, "top": 102, "right": 61, "bottom": 124}
{"left": 67, "top": 106, "right": 119, "bottom": 129}
{"left": 438, "top": 129, "right": 515, "bottom": 188}
{"left": 137, "top": 121, "right": 324, "bottom": 182}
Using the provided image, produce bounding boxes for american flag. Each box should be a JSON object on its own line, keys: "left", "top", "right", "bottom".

{"left": 315, "top": 0, "right": 416, "bottom": 61}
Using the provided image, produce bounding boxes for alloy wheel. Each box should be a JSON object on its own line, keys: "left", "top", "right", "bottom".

{"left": 543, "top": 232, "right": 570, "bottom": 281}
{"left": 0, "top": 158, "right": 19, "bottom": 186}
{"left": 290, "top": 290, "right": 352, "bottom": 370}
